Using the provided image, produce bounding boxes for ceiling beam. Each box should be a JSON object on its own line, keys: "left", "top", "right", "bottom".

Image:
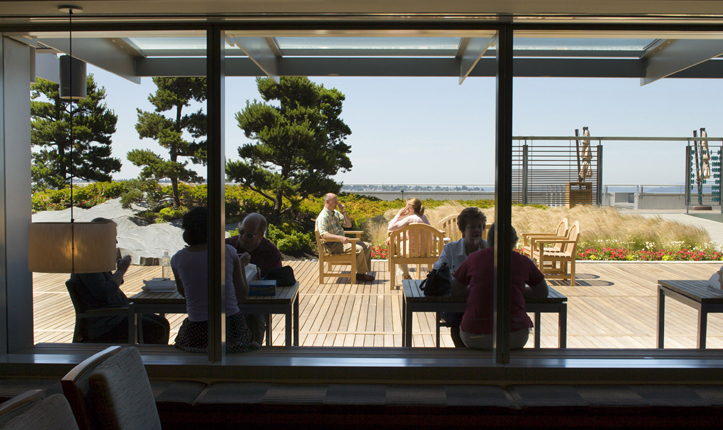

{"left": 34, "top": 52, "right": 59, "bottom": 83}
{"left": 35, "top": 37, "right": 140, "bottom": 84}
{"left": 642, "top": 39, "right": 723, "bottom": 85}
{"left": 131, "top": 56, "right": 723, "bottom": 79}
{"left": 459, "top": 36, "right": 495, "bottom": 84}
{"left": 229, "top": 37, "right": 279, "bottom": 83}
{"left": 136, "top": 57, "right": 262, "bottom": 76}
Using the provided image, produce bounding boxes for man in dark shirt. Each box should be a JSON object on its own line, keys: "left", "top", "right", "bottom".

{"left": 225, "top": 213, "right": 282, "bottom": 345}
{"left": 67, "top": 218, "right": 170, "bottom": 344}
{"left": 225, "top": 213, "right": 282, "bottom": 278}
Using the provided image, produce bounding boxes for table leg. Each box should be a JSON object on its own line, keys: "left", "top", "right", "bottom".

{"left": 402, "top": 298, "right": 407, "bottom": 347}
{"left": 293, "top": 295, "right": 299, "bottom": 346}
{"left": 698, "top": 306, "right": 708, "bottom": 349}
{"left": 435, "top": 312, "right": 441, "bottom": 348}
{"left": 128, "top": 305, "right": 137, "bottom": 345}
{"left": 137, "top": 312, "right": 144, "bottom": 344}
{"left": 534, "top": 312, "right": 541, "bottom": 348}
{"left": 657, "top": 286, "right": 666, "bottom": 349}
{"left": 559, "top": 304, "right": 567, "bottom": 348}
{"left": 285, "top": 307, "right": 292, "bottom": 347}
{"left": 266, "top": 314, "right": 272, "bottom": 346}
{"left": 404, "top": 301, "right": 413, "bottom": 348}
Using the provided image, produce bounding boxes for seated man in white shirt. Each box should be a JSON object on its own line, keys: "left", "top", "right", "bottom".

{"left": 316, "top": 193, "right": 375, "bottom": 282}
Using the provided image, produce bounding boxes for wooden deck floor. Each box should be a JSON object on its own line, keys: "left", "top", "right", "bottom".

{"left": 31, "top": 260, "right": 723, "bottom": 348}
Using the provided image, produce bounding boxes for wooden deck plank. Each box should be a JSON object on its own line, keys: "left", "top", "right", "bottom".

{"left": 31, "top": 260, "right": 723, "bottom": 349}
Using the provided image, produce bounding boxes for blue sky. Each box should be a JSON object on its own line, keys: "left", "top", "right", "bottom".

{"left": 88, "top": 64, "right": 723, "bottom": 186}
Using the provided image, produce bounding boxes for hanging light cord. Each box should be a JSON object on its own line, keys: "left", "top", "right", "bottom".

{"left": 68, "top": 8, "right": 75, "bottom": 273}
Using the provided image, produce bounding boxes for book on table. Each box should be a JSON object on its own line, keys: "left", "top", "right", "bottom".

{"left": 142, "top": 278, "right": 177, "bottom": 292}
{"left": 249, "top": 280, "right": 276, "bottom": 296}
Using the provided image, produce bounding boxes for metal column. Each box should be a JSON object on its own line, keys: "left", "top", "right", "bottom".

{"left": 493, "top": 24, "right": 513, "bottom": 364}
{"left": 207, "top": 26, "right": 226, "bottom": 362}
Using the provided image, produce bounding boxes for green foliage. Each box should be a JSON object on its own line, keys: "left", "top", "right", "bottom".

{"left": 30, "top": 181, "right": 126, "bottom": 212}
{"left": 120, "top": 188, "right": 144, "bottom": 209}
{"left": 120, "top": 178, "right": 165, "bottom": 209}
{"left": 157, "top": 206, "right": 189, "bottom": 223}
{"left": 31, "top": 76, "right": 121, "bottom": 190}
{"left": 29, "top": 182, "right": 722, "bottom": 262}
{"left": 131, "top": 77, "right": 207, "bottom": 208}
{"left": 227, "top": 77, "right": 353, "bottom": 219}
{"left": 267, "top": 223, "right": 314, "bottom": 253}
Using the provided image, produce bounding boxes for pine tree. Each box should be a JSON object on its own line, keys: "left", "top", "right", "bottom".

{"left": 129, "top": 77, "right": 207, "bottom": 208}
{"left": 30, "top": 75, "right": 120, "bottom": 189}
{"left": 227, "top": 77, "right": 352, "bottom": 219}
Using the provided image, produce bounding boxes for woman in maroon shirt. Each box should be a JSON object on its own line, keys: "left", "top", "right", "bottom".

{"left": 451, "top": 223, "right": 549, "bottom": 350}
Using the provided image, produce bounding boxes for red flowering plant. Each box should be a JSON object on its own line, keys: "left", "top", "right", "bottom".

{"left": 577, "top": 247, "right": 722, "bottom": 261}
{"left": 371, "top": 245, "right": 388, "bottom": 260}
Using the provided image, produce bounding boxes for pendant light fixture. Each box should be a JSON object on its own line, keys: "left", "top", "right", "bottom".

{"left": 28, "top": 5, "right": 117, "bottom": 274}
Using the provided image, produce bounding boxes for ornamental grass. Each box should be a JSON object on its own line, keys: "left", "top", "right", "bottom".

{"left": 367, "top": 202, "right": 721, "bottom": 260}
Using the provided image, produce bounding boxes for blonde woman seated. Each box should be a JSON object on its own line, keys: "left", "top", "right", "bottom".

{"left": 385, "top": 197, "right": 430, "bottom": 280}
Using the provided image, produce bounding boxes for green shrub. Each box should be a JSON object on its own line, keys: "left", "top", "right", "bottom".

{"left": 157, "top": 206, "right": 188, "bottom": 223}
{"left": 47, "top": 188, "right": 69, "bottom": 203}
{"left": 267, "top": 223, "right": 314, "bottom": 253}
{"left": 137, "top": 210, "right": 159, "bottom": 223}
{"left": 120, "top": 189, "right": 145, "bottom": 208}
{"left": 100, "top": 181, "right": 127, "bottom": 198}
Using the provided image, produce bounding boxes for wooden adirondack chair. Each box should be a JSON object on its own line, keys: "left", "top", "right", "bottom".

{"left": 388, "top": 223, "right": 445, "bottom": 288}
{"left": 438, "top": 214, "right": 462, "bottom": 242}
{"left": 520, "top": 217, "right": 569, "bottom": 258}
{"left": 438, "top": 213, "right": 491, "bottom": 242}
{"left": 531, "top": 221, "right": 580, "bottom": 286}
{"left": 315, "top": 228, "right": 363, "bottom": 283}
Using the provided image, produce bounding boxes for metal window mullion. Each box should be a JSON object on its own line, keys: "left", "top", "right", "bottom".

{"left": 494, "top": 24, "right": 513, "bottom": 364}
{"left": 207, "top": 25, "right": 226, "bottom": 362}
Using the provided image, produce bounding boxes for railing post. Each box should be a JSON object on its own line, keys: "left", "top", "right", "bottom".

{"left": 597, "top": 145, "right": 603, "bottom": 206}
{"left": 522, "top": 144, "right": 529, "bottom": 205}
{"left": 686, "top": 145, "right": 692, "bottom": 213}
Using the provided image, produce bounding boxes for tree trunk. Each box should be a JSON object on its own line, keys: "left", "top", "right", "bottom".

{"left": 171, "top": 177, "right": 180, "bottom": 208}
{"left": 171, "top": 103, "right": 183, "bottom": 208}
{"left": 273, "top": 189, "right": 283, "bottom": 218}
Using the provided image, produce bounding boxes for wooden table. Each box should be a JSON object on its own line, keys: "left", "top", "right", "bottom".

{"left": 657, "top": 279, "right": 723, "bottom": 349}
{"left": 129, "top": 281, "right": 300, "bottom": 347}
{"left": 402, "top": 279, "right": 567, "bottom": 348}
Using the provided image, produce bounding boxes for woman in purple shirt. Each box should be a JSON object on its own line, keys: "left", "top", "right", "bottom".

{"left": 452, "top": 223, "right": 549, "bottom": 350}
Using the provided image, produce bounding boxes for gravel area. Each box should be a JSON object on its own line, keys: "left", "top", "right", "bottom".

{"left": 32, "top": 198, "right": 242, "bottom": 264}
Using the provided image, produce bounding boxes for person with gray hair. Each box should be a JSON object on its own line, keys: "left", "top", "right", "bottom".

{"left": 451, "top": 223, "right": 549, "bottom": 350}
{"left": 66, "top": 217, "right": 170, "bottom": 344}
{"left": 224, "top": 212, "right": 282, "bottom": 345}
{"left": 225, "top": 213, "right": 282, "bottom": 278}
{"left": 432, "top": 207, "right": 488, "bottom": 347}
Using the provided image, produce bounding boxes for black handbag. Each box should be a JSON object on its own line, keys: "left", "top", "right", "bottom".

{"left": 263, "top": 266, "right": 296, "bottom": 286}
{"left": 419, "top": 262, "right": 452, "bottom": 296}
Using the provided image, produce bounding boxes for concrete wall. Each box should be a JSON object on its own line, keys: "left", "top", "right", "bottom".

{"left": 348, "top": 190, "right": 495, "bottom": 201}
{"left": 1, "top": 38, "right": 33, "bottom": 352}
